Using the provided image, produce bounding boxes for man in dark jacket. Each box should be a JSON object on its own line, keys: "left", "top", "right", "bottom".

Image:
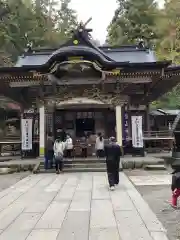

{"left": 104, "top": 137, "right": 121, "bottom": 191}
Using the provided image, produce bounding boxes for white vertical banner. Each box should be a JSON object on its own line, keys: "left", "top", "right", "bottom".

{"left": 21, "top": 119, "right": 32, "bottom": 150}
{"left": 131, "top": 116, "right": 144, "bottom": 148}
{"left": 115, "top": 105, "right": 122, "bottom": 146}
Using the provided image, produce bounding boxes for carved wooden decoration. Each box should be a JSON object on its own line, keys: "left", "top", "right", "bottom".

{"left": 45, "top": 85, "right": 128, "bottom": 107}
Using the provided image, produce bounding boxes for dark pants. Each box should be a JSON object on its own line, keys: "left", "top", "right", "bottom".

{"left": 66, "top": 149, "right": 73, "bottom": 158}
{"left": 81, "top": 148, "right": 87, "bottom": 158}
{"left": 55, "top": 158, "right": 63, "bottom": 171}
{"left": 96, "top": 149, "right": 105, "bottom": 158}
{"left": 45, "top": 150, "right": 54, "bottom": 169}
{"left": 106, "top": 159, "right": 120, "bottom": 187}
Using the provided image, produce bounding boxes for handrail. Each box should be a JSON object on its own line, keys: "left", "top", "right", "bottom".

{"left": 143, "top": 130, "right": 172, "bottom": 135}
{"left": 143, "top": 131, "right": 172, "bottom": 138}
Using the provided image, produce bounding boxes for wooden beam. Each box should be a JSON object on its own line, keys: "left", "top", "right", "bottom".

{"left": 9, "top": 80, "right": 50, "bottom": 88}
{"left": 48, "top": 74, "right": 152, "bottom": 85}
{"left": 139, "top": 75, "right": 162, "bottom": 103}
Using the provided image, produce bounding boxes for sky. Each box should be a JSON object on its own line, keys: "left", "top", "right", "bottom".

{"left": 70, "top": 0, "right": 165, "bottom": 44}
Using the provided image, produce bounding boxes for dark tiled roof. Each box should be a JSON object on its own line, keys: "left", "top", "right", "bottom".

{"left": 150, "top": 110, "right": 165, "bottom": 116}
{"left": 15, "top": 46, "right": 157, "bottom": 67}
{"left": 15, "top": 54, "right": 51, "bottom": 67}
{"left": 150, "top": 109, "right": 180, "bottom": 116}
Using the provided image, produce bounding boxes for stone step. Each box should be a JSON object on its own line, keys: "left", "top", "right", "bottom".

{"left": 38, "top": 158, "right": 164, "bottom": 172}
{"left": 143, "top": 164, "right": 167, "bottom": 170}
{"left": 39, "top": 162, "right": 106, "bottom": 169}
{"left": 0, "top": 157, "right": 165, "bottom": 173}
{"left": 65, "top": 163, "right": 106, "bottom": 168}
{"left": 63, "top": 158, "right": 106, "bottom": 163}
{"left": 39, "top": 167, "right": 107, "bottom": 173}
{"left": 0, "top": 167, "right": 14, "bottom": 174}
{"left": 64, "top": 167, "right": 107, "bottom": 172}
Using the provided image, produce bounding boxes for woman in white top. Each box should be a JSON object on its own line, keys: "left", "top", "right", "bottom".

{"left": 95, "top": 133, "right": 105, "bottom": 158}
{"left": 53, "top": 138, "right": 66, "bottom": 173}
{"left": 65, "top": 134, "right": 74, "bottom": 158}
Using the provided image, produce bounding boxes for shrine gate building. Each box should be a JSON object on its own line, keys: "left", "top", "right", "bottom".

{"left": 0, "top": 25, "right": 179, "bottom": 157}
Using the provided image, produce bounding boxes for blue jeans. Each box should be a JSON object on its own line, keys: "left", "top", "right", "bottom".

{"left": 44, "top": 157, "right": 48, "bottom": 170}
{"left": 44, "top": 150, "right": 54, "bottom": 169}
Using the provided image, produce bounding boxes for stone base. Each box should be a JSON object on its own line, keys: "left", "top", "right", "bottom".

{"left": 171, "top": 151, "right": 180, "bottom": 167}
{"left": 132, "top": 147, "right": 145, "bottom": 157}
{"left": 0, "top": 168, "right": 14, "bottom": 174}
{"left": 172, "top": 150, "right": 180, "bottom": 159}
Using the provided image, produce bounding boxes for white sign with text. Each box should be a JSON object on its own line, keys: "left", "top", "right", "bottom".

{"left": 21, "top": 119, "right": 32, "bottom": 150}
{"left": 131, "top": 116, "right": 143, "bottom": 148}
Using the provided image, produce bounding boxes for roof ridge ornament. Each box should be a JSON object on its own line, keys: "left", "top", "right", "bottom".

{"left": 24, "top": 33, "right": 33, "bottom": 53}
{"left": 137, "top": 38, "right": 145, "bottom": 49}
{"left": 72, "top": 17, "right": 93, "bottom": 43}
{"left": 68, "top": 18, "right": 114, "bottom": 62}
{"left": 0, "top": 2, "right": 10, "bottom": 20}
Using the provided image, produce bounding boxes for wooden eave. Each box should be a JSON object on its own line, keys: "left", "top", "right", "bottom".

{"left": 0, "top": 72, "right": 45, "bottom": 82}
{"left": 0, "top": 64, "right": 172, "bottom": 83}
{"left": 0, "top": 63, "right": 179, "bottom": 106}
{"left": 141, "top": 66, "right": 180, "bottom": 103}
{"left": 0, "top": 60, "right": 171, "bottom": 75}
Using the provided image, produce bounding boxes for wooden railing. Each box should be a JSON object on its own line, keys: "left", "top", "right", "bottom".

{"left": 143, "top": 131, "right": 174, "bottom": 140}
{"left": 0, "top": 131, "right": 175, "bottom": 144}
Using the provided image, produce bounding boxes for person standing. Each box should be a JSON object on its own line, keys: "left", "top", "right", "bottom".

{"left": 81, "top": 134, "right": 88, "bottom": 158}
{"left": 53, "top": 137, "right": 66, "bottom": 174}
{"left": 104, "top": 137, "right": 121, "bottom": 191}
{"left": 171, "top": 166, "right": 180, "bottom": 208}
{"left": 45, "top": 133, "right": 54, "bottom": 170}
{"left": 66, "top": 134, "right": 73, "bottom": 158}
{"left": 95, "top": 132, "right": 104, "bottom": 158}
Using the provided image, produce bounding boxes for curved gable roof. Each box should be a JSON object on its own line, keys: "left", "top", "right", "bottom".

{"left": 15, "top": 47, "right": 157, "bottom": 67}
{"left": 14, "top": 24, "right": 158, "bottom": 68}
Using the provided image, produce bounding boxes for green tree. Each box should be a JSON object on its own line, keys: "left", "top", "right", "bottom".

{"left": 107, "top": 0, "right": 159, "bottom": 46}
{"left": 154, "top": 0, "right": 180, "bottom": 109}
{"left": 56, "top": 0, "right": 78, "bottom": 43}
{"left": 107, "top": 0, "right": 180, "bottom": 109}
{"left": 156, "top": 0, "right": 180, "bottom": 63}
{"left": 0, "top": 0, "right": 78, "bottom": 65}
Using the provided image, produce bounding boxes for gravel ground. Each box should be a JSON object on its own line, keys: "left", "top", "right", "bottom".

{"left": 0, "top": 172, "right": 30, "bottom": 191}
{"left": 125, "top": 170, "right": 180, "bottom": 240}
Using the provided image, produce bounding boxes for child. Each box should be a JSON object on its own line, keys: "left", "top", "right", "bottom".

{"left": 171, "top": 166, "right": 180, "bottom": 208}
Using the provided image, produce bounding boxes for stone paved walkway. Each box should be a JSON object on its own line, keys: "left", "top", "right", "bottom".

{"left": 129, "top": 174, "right": 171, "bottom": 186}
{"left": 0, "top": 173, "right": 169, "bottom": 240}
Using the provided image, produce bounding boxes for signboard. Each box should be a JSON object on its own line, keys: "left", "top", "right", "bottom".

{"left": 21, "top": 119, "right": 32, "bottom": 150}
{"left": 131, "top": 116, "right": 143, "bottom": 148}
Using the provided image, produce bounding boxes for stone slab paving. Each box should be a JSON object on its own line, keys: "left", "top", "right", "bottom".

{"left": 0, "top": 172, "right": 169, "bottom": 240}
{"left": 129, "top": 174, "right": 171, "bottom": 186}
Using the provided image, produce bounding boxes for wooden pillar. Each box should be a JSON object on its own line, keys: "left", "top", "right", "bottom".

{"left": 52, "top": 104, "right": 56, "bottom": 141}
{"left": 146, "top": 104, "right": 151, "bottom": 132}
{"left": 39, "top": 105, "right": 45, "bottom": 158}
{"left": 115, "top": 105, "right": 124, "bottom": 168}
{"left": 20, "top": 110, "right": 24, "bottom": 159}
